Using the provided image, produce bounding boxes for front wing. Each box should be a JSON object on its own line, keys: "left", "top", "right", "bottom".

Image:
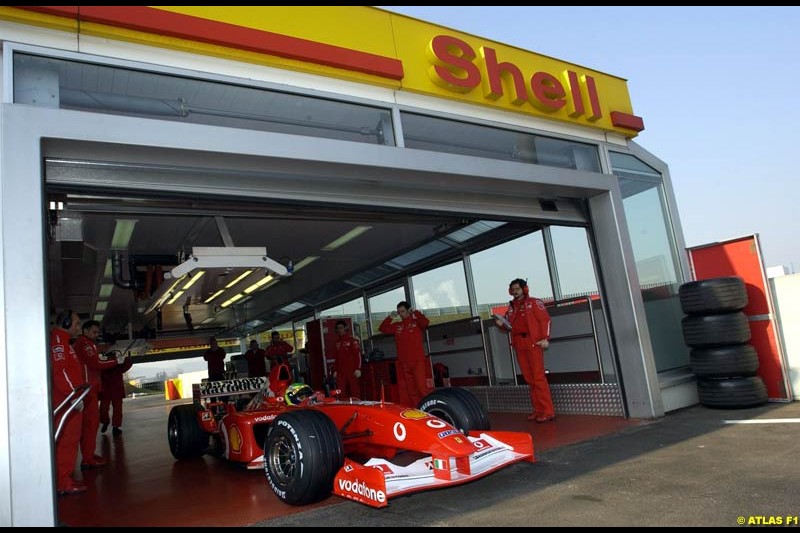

{"left": 333, "top": 431, "right": 534, "bottom": 508}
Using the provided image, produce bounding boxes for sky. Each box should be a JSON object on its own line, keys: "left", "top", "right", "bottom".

{"left": 382, "top": 6, "right": 800, "bottom": 272}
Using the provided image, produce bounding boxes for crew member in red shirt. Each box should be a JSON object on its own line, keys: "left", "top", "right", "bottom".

{"left": 51, "top": 309, "right": 87, "bottom": 495}
{"left": 99, "top": 352, "right": 133, "bottom": 436}
{"left": 265, "top": 331, "right": 293, "bottom": 369}
{"left": 495, "top": 278, "right": 554, "bottom": 423}
{"left": 244, "top": 339, "right": 267, "bottom": 377}
{"left": 332, "top": 320, "right": 362, "bottom": 398}
{"left": 73, "top": 319, "right": 116, "bottom": 468}
{"left": 203, "top": 337, "right": 227, "bottom": 381}
{"left": 379, "top": 301, "right": 430, "bottom": 406}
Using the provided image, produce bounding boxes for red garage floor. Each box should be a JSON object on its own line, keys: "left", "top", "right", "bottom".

{"left": 57, "top": 396, "right": 642, "bottom": 527}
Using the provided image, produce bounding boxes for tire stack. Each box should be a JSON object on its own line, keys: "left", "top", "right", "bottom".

{"left": 679, "top": 277, "right": 768, "bottom": 408}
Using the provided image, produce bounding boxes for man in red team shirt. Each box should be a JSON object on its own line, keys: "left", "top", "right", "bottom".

{"left": 265, "top": 331, "right": 293, "bottom": 369}
{"left": 331, "top": 320, "right": 362, "bottom": 398}
{"left": 244, "top": 339, "right": 267, "bottom": 377}
{"left": 73, "top": 319, "right": 116, "bottom": 468}
{"left": 51, "top": 309, "right": 87, "bottom": 495}
{"left": 495, "top": 278, "right": 554, "bottom": 423}
{"left": 379, "top": 301, "right": 430, "bottom": 406}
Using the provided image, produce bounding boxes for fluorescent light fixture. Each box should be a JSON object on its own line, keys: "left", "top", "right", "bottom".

{"left": 280, "top": 301, "right": 305, "bottom": 313}
{"left": 225, "top": 269, "right": 254, "bottom": 289}
{"left": 321, "top": 226, "right": 372, "bottom": 252}
{"left": 182, "top": 270, "right": 205, "bottom": 290}
{"left": 243, "top": 274, "right": 274, "bottom": 294}
{"left": 95, "top": 301, "right": 108, "bottom": 312}
{"left": 99, "top": 283, "right": 114, "bottom": 298}
{"left": 293, "top": 256, "right": 319, "bottom": 272}
{"left": 221, "top": 293, "right": 244, "bottom": 308}
{"left": 103, "top": 259, "right": 112, "bottom": 279}
{"left": 200, "top": 317, "right": 216, "bottom": 325}
{"left": 111, "top": 219, "right": 138, "bottom": 249}
{"left": 204, "top": 289, "right": 225, "bottom": 304}
{"left": 166, "top": 290, "right": 185, "bottom": 305}
{"left": 93, "top": 314, "right": 104, "bottom": 322}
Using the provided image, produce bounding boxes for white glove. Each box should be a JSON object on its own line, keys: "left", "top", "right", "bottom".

{"left": 354, "top": 369, "right": 362, "bottom": 379}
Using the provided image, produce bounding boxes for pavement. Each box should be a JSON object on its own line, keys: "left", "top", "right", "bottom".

{"left": 252, "top": 401, "right": 800, "bottom": 527}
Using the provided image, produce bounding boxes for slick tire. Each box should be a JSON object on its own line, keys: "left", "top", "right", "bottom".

{"left": 682, "top": 312, "right": 751, "bottom": 348}
{"left": 418, "top": 387, "right": 490, "bottom": 435}
{"left": 679, "top": 277, "right": 748, "bottom": 315}
{"left": 697, "top": 376, "right": 768, "bottom": 408}
{"left": 264, "top": 410, "right": 344, "bottom": 506}
{"left": 167, "top": 404, "right": 209, "bottom": 460}
{"left": 690, "top": 344, "right": 759, "bottom": 378}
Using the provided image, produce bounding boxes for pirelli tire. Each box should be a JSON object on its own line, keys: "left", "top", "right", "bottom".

{"left": 418, "top": 387, "right": 490, "bottom": 435}
{"left": 264, "top": 410, "right": 344, "bottom": 506}
{"left": 682, "top": 312, "right": 751, "bottom": 348}
{"left": 690, "top": 344, "right": 760, "bottom": 378}
{"left": 697, "top": 376, "right": 768, "bottom": 408}
{"left": 679, "top": 277, "right": 748, "bottom": 315}
{"left": 167, "top": 404, "right": 209, "bottom": 460}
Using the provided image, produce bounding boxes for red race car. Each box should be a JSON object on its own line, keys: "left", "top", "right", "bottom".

{"left": 167, "top": 364, "right": 534, "bottom": 508}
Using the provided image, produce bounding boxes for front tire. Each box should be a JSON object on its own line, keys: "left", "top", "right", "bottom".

{"left": 264, "top": 410, "right": 344, "bottom": 505}
{"left": 167, "top": 404, "right": 209, "bottom": 459}
{"left": 418, "top": 388, "right": 490, "bottom": 435}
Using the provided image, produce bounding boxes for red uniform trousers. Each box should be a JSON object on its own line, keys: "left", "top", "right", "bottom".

{"left": 99, "top": 397, "right": 124, "bottom": 428}
{"left": 397, "top": 357, "right": 430, "bottom": 407}
{"left": 54, "top": 400, "right": 82, "bottom": 490}
{"left": 81, "top": 390, "right": 101, "bottom": 459}
{"left": 513, "top": 341, "right": 553, "bottom": 417}
{"left": 337, "top": 370, "right": 360, "bottom": 399}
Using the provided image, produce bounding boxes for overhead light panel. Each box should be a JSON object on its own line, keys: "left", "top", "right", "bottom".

{"left": 95, "top": 301, "right": 108, "bottom": 312}
{"left": 103, "top": 259, "right": 112, "bottom": 279}
{"left": 322, "top": 226, "right": 372, "bottom": 252}
{"left": 166, "top": 290, "right": 185, "bottom": 305}
{"left": 93, "top": 314, "right": 104, "bottom": 322}
{"left": 98, "top": 283, "right": 114, "bottom": 298}
{"left": 170, "top": 247, "right": 290, "bottom": 279}
{"left": 111, "top": 219, "right": 138, "bottom": 249}
{"left": 204, "top": 289, "right": 225, "bottom": 304}
{"left": 225, "top": 269, "right": 254, "bottom": 289}
{"left": 201, "top": 317, "right": 216, "bottom": 325}
{"left": 221, "top": 293, "right": 244, "bottom": 308}
{"left": 293, "top": 256, "right": 319, "bottom": 272}
{"left": 243, "top": 274, "right": 274, "bottom": 294}
{"left": 183, "top": 270, "right": 205, "bottom": 290}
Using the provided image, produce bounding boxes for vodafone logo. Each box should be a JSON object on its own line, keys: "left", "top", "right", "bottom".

{"left": 338, "top": 478, "right": 386, "bottom": 503}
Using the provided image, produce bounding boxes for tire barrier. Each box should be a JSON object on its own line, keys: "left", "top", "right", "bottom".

{"left": 679, "top": 276, "right": 767, "bottom": 409}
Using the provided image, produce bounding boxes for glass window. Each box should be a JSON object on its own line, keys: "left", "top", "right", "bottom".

{"left": 321, "top": 296, "right": 368, "bottom": 341}
{"left": 471, "top": 232, "right": 553, "bottom": 319}
{"left": 611, "top": 152, "right": 689, "bottom": 372}
{"left": 549, "top": 226, "right": 599, "bottom": 299}
{"left": 411, "top": 261, "right": 470, "bottom": 325}
{"left": 400, "top": 112, "right": 600, "bottom": 171}
{"left": 13, "top": 53, "right": 395, "bottom": 145}
{"left": 368, "top": 286, "right": 406, "bottom": 332}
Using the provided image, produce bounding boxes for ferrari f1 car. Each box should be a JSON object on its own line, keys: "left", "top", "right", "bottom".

{"left": 167, "top": 364, "right": 534, "bottom": 508}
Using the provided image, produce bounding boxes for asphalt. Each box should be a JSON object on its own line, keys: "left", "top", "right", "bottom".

{"left": 251, "top": 401, "right": 800, "bottom": 527}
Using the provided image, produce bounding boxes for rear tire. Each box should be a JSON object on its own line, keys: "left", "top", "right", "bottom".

{"left": 167, "top": 404, "right": 209, "bottom": 459}
{"left": 690, "top": 344, "right": 759, "bottom": 378}
{"left": 679, "top": 277, "right": 748, "bottom": 315}
{"left": 418, "top": 387, "right": 490, "bottom": 435}
{"left": 264, "top": 410, "right": 344, "bottom": 505}
{"left": 697, "top": 376, "right": 768, "bottom": 408}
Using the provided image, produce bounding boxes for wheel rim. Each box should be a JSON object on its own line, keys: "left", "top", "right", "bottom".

{"left": 268, "top": 434, "right": 298, "bottom": 485}
{"left": 168, "top": 415, "right": 178, "bottom": 453}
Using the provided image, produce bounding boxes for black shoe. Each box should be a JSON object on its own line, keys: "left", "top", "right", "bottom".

{"left": 101, "top": 423, "right": 109, "bottom": 434}
{"left": 112, "top": 426, "right": 122, "bottom": 436}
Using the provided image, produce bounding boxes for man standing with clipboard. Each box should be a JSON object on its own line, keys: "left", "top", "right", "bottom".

{"left": 495, "top": 278, "right": 555, "bottom": 423}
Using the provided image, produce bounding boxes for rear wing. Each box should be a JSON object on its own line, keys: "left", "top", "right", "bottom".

{"left": 192, "top": 377, "right": 269, "bottom": 401}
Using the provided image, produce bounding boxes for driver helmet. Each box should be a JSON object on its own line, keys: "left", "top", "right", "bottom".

{"left": 284, "top": 383, "right": 314, "bottom": 406}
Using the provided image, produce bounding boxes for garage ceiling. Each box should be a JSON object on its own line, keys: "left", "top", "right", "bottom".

{"left": 46, "top": 191, "right": 544, "bottom": 344}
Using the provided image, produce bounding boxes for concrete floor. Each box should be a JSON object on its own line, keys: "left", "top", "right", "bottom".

{"left": 56, "top": 395, "right": 638, "bottom": 527}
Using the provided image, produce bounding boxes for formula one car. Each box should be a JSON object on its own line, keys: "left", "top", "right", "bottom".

{"left": 167, "top": 364, "right": 534, "bottom": 508}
